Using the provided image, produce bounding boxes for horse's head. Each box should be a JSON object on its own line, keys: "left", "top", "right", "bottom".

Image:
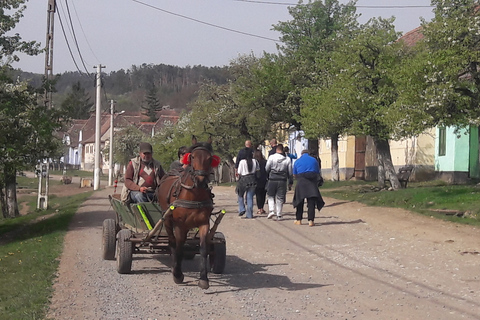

{"left": 183, "top": 136, "right": 219, "bottom": 187}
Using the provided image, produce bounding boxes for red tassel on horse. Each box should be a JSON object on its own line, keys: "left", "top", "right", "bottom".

{"left": 211, "top": 155, "right": 220, "bottom": 167}
{"left": 181, "top": 153, "right": 191, "bottom": 165}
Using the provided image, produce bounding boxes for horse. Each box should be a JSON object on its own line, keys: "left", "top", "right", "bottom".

{"left": 157, "top": 135, "right": 220, "bottom": 289}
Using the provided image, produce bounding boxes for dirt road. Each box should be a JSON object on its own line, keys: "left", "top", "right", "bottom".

{"left": 46, "top": 183, "right": 480, "bottom": 320}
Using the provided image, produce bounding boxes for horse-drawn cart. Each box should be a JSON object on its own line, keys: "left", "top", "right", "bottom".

{"left": 103, "top": 194, "right": 227, "bottom": 275}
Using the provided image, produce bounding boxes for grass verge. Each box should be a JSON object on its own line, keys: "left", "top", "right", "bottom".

{"left": 0, "top": 189, "right": 93, "bottom": 319}
{"left": 321, "top": 180, "right": 480, "bottom": 226}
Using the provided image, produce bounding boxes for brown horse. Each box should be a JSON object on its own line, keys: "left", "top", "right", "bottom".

{"left": 157, "top": 136, "right": 217, "bottom": 289}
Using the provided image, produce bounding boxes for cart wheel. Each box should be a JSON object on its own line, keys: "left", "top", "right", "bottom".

{"left": 210, "top": 232, "right": 226, "bottom": 274}
{"left": 116, "top": 229, "right": 133, "bottom": 274}
{"left": 102, "top": 219, "right": 116, "bottom": 260}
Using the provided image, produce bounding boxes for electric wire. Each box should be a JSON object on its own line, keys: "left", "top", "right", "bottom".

{"left": 131, "top": 0, "right": 280, "bottom": 42}
{"left": 70, "top": 0, "right": 101, "bottom": 65}
{"left": 64, "top": 0, "right": 93, "bottom": 78}
{"left": 231, "top": 0, "right": 433, "bottom": 8}
{"left": 55, "top": 1, "right": 85, "bottom": 76}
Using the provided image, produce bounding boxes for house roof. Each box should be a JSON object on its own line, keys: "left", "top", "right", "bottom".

{"left": 398, "top": 26, "right": 424, "bottom": 47}
{"left": 65, "top": 109, "right": 180, "bottom": 144}
{"left": 81, "top": 114, "right": 110, "bottom": 144}
{"left": 66, "top": 119, "right": 88, "bottom": 146}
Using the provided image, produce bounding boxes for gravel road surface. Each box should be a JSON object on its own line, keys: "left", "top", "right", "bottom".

{"left": 46, "top": 183, "right": 480, "bottom": 320}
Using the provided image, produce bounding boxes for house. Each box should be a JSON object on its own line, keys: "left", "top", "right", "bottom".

{"left": 62, "top": 109, "right": 179, "bottom": 173}
{"left": 63, "top": 119, "right": 87, "bottom": 169}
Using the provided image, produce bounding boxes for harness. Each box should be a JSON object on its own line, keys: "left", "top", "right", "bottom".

{"left": 160, "top": 146, "right": 214, "bottom": 209}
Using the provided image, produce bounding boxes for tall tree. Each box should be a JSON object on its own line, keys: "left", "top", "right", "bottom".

{"left": 399, "top": 0, "right": 480, "bottom": 129}
{"left": 141, "top": 83, "right": 161, "bottom": 122}
{"left": 0, "top": 0, "right": 56, "bottom": 218}
{"left": 60, "top": 81, "right": 93, "bottom": 119}
{"left": 273, "top": 0, "right": 360, "bottom": 180}
{"left": 332, "top": 17, "right": 406, "bottom": 188}
{"left": 0, "top": 75, "right": 64, "bottom": 218}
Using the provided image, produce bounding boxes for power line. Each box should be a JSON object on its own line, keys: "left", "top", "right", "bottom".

{"left": 64, "top": 0, "right": 93, "bottom": 77}
{"left": 70, "top": 0, "right": 101, "bottom": 65}
{"left": 131, "top": 0, "right": 280, "bottom": 42}
{"left": 232, "top": 0, "right": 434, "bottom": 8}
{"left": 55, "top": 1, "right": 85, "bottom": 76}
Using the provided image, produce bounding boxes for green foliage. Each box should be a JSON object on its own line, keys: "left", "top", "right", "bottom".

{"left": 112, "top": 125, "right": 147, "bottom": 166}
{"left": 402, "top": 0, "right": 480, "bottom": 128}
{"left": 60, "top": 81, "right": 93, "bottom": 119}
{"left": 141, "top": 83, "right": 161, "bottom": 122}
{"left": 0, "top": 0, "right": 41, "bottom": 65}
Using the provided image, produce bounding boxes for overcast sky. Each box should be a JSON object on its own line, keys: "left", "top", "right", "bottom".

{"left": 12, "top": 0, "right": 435, "bottom": 74}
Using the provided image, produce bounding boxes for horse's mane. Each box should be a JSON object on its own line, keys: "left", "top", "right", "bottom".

{"left": 188, "top": 142, "right": 213, "bottom": 153}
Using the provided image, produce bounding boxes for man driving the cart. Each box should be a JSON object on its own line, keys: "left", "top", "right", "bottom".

{"left": 121, "top": 142, "right": 165, "bottom": 204}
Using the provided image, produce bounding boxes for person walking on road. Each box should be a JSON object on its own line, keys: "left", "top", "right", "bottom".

{"left": 235, "top": 140, "right": 254, "bottom": 170}
{"left": 265, "top": 144, "right": 293, "bottom": 221}
{"left": 292, "top": 150, "right": 325, "bottom": 226}
{"left": 268, "top": 138, "right": 278, "bottom": 157}
{"left": 237, "top": 149, "right": 259, "bottom": 219}
{"left": 253, "top": 150, "right": 267, "bottom": 214}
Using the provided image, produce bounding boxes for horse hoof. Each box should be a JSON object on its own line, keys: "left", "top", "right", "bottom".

{"left": 173, "top": 274, "right": 184, "bottom": 284}
{"left": 198, "top": 280, "right": 209, "bottom": 290}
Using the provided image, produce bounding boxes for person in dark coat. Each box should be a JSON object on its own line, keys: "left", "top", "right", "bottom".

{"left": 292, "top": 150, "right": 325, "bottom": 226}
{"left": 235, "top": 140, "right": 253, "bottom": 169}
{"left": 169, "top": 146, "right": 187, "bottom": 172}
{"left": 253, "top": 150, "right": 267, "bottom": 214}
{"left": 268, "top": 138, "right": 278, "bottom": 157}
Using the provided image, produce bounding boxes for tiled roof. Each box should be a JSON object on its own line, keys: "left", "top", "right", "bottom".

{"left": 66, "top": 119, "right": 88, "bottom": 146}
{"left": 398, "top": 26, "right": 424, "bottom": 47}
{"left": 64, "top": 109, "right": 181, "bottom": 143}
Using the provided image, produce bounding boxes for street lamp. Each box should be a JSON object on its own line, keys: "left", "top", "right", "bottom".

{"left": 109, "top": 101, "right": 124, "bottom": 186}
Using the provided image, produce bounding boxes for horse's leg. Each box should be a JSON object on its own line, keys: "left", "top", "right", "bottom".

{"left": 164, "top": 218, "right": 181, "bottom": 284}
{"left": 172, "top": 225, "right": 186, "bottom": 284}
{"left": 198, "top": 224, "right": 210, "bottom": 289}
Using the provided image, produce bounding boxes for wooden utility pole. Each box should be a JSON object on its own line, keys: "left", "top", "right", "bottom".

{"left": 38, "top": 0, "right": 56, "bottom": 210}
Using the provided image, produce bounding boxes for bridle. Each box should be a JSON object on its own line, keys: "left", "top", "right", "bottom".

{"left": 186, "top": 146, "right": 213, "bottom": 187}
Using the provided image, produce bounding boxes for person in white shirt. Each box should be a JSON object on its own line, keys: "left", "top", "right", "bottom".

{"left": 236, "top": 150, "right": 259, "bottom": 219}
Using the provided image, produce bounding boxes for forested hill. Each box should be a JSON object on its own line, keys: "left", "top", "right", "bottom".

{"left": 16, "top": 63, "right": 231, "bottom": 112}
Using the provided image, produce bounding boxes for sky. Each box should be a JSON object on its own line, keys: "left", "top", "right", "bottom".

{"left": 11, "top": 0, "right": 435, "bottom": 74}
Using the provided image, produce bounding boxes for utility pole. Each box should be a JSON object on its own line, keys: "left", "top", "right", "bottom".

{"left": 109, "top": 100, "right": 115, "bottom": 186}
{"left": 93, "top": 64, "right": 105, "bottom": 190}
{"left": 38, "top": 0, "right": 56, "bottom": 210}
{"left": 108, "top": 103, "right": 124, "bottom": 186}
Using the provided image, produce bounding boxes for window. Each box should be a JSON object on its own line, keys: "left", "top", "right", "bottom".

{"left": 438, "top": 127, "right": 446, "bottom": 156}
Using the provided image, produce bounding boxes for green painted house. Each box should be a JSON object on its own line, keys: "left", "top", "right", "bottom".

{"left": 435, "top": 126, "right": 480, "bottom": 183}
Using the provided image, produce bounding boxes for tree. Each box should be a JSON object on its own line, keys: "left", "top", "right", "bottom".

{"left": 0, "top": 74, "right": 64, "bottom": 218}
{"left": 330, "top": 17, "right": 407, "bottom": 188}
{"left": 60, "top": 81, "right": 93, "bottom": 119}
{"left": 141, "top": 83, "right": 161, "bottom": 122}
{"left": 273, "top": 0, "right": 360, "bottom": 180}
{"left": 0, "top": 0, "right": 57, "bottom": 218}
{"left": 113, "top": 125, "right": 147, "bottom": 167}
{"left": 0, "top": 1, "right": 41, "bottom": 66}
{"left": 399, "top": 0, "right": 480, "bottom": 129}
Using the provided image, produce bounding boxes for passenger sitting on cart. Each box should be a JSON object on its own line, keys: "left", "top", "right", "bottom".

{"left": 121, "top": 142, "right": 165, "bottom": 204}
{"left": 169, "top": 146, "right": 188, "bottom": 172}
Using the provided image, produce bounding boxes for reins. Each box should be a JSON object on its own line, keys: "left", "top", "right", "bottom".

{"left": 159, "top": 145, "right": 213, "bottom": 210}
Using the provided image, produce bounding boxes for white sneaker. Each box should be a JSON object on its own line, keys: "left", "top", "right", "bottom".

{"left": 267, "top": 213, "right": 275, "bottom": 219}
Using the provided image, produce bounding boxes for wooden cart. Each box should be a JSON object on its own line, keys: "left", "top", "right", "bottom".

{"left": 103, "top": 194, "right": 227, "bottom": 274}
